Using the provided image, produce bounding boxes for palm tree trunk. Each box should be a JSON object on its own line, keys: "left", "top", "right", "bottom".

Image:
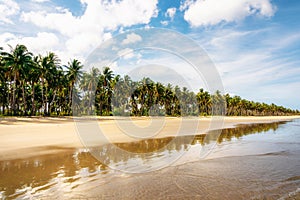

{"left": 22, "top": 83, "right": 27, "bottom": 116}
{"left": 45, "top": 85, "right": 49, "bottom": 116}
{"left": 12, "top": 72, "right": 17, "bottom": 115}
{"left": 69, "top": 85, "right": 73, "bottom": 115}
{"left": 49, "top": 90, "right": 57, "bottom": 115}
{"left": 31, "top": 82, "right": 36, "bottom": 116}
{"left": 41, "top": 78, "right": 45, "bottom": 115}
{"left": 88, "top": 91, "right": 93, "bottom": 115}
{"left": 6, "top": 81, "right": 11, "bottom": 115}
{"left": 2, "top": 103, "right": 4, "bottom": 115}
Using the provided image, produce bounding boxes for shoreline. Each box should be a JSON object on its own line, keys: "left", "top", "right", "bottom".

{"left": 0, "top": 116, "right": 299, "bottom": 160}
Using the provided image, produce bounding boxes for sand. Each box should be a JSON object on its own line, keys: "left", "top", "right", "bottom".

{"left": 0, "top": 116, "right": 299, "bottom": 160}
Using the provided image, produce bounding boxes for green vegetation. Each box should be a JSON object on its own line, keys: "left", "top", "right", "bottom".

{"left": 0, "top": 44, "right": 299, "bottom": 116}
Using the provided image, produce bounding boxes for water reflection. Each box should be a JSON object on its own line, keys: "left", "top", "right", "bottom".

{"left": 216, "top": 121, "right": 284, "bottom": 143}
{"left": 0, "top": 150, "right": 108, "bottom": 199}
{"left": 0, "top": 121, "right": 286, "bottom": 199}
{"left": 101, "top": 121, "right": 285, "bottom": 153}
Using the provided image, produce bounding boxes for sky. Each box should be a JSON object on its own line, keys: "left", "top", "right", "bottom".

{"left": 0, "top": 0, "right": 299, "bottom": 110}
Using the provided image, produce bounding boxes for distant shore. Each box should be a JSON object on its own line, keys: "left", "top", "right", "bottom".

{"left": 0, "top": 116, "right": 299, "bottom": 160}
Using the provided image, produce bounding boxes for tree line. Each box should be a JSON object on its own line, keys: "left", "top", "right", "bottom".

{"left": 0, "top": 44, "right": 299, "bottom": 117}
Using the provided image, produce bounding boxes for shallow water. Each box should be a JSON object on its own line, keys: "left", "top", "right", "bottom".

{"left": 0, "top": 120, "right": 299, "bottom": 199}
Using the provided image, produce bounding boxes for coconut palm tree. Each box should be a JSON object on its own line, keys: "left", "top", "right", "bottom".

{"left": 111, "top": 75, "right": 133, "bottom": 116}
{"left": 101, "top": 67, "right": 115, "bottom": 115}
{"left": 27, "top": 56, "right": 42, "bottom": 116}
{"left": 47, "top": 65, "right": 66, "bottom": 115}
{"left": 81, "top": 67, "right": 100, "bottom": 115}
{"left": 0, "top": 44, "right": 34, "bottom": 115}
{"left": 196, "top": 88, "right": 211, "bottom": 116}
{"left": 164, "top": 84, "right": 174, "bottom": 116}
{"left": 66, "top": 59, "right": 83, "bottom": 115}
{"left": 152, "top": 82, "right": 165, "bottom": 115}
{"left": 37, "top": 52, "right": 61, "bottom": 115}
{"left": 0, "top": 50, "right": 9, "bottom": 115}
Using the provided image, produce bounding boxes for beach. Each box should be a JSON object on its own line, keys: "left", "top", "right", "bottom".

{"left": 0, "top": 116, "right": 299, "bottom": 160}
{"left": 1, "top": 116, "right": 300, "bottom": 199}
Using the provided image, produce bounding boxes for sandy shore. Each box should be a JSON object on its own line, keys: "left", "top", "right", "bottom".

{"left": 0, "top": 116, "right": 299, "bottom": 160}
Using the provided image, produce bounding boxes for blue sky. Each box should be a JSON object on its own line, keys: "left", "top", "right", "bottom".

{"left": 0, "top": 0, "right": 299, "bottom": 109}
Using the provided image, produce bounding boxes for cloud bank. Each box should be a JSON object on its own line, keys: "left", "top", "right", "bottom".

{"left": 183, "top": 0, "right": 276, "bottom": 26}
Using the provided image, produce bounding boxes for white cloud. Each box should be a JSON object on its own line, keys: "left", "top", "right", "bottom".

{"left": 122, "top": 33, "right": 142, "bottom": 45}
{"left": 179, "top": 0, "right": 194, "bottom": 12}
{"left": 117, "top": 48, "right": 142, "bottom": 60}
{"left": 215, "top": 51, "right": 300, "bottom": 109}
{"left": 21, "top": 0, "right": 158, "bottom": 34}
{"left": 65, "top": 32, "right": 101, "bottom": 56}
{"left": 144, "top": 25, "right": 151, "bottom": 30}
{"left": 0, "top": 32, "right": 16, "bottom": 45}
{"left": 31, "top": 0, "right": 50, "bottom": 3}
{"left": 263, "top": 33, "right": 300, "bottom": 50}
{"left": 0, "top": 0, "right": 20, "bottom": 24}
{"left": 1, "top": 32, "right": 60, "bottom": 55}
{"left": 165, "top": 7, "right": 176, "bottom": 20}
{"left": 103, "top": 32, "right": 112, "bottom": 41}
{"left": 184, "top": 0, "right": 276, "bottom": 27}
{"left": 19, "top": 0, "right": 158, "bottom": 63}
{"left": 160, "top": 20, "right": 169, "bottom": 26}
{"left": 190, "top": 27, "right": 300, "bottom": 109}
{"left": 117, "top": 48, "right": 133, "bottom": 58}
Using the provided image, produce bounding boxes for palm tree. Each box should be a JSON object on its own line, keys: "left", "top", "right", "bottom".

{"left": 224, "top": 93, "right": 233, "bottom": 116}
{"left": 38, "top": 52, "right": 61, "bottom": 115}
{"left": 211, "top": 90, "right": 225, "bottom": 116}
{"left": 231, "top": 96, "right": 242, "bottom": 115}
{"left": 196, "top": 88, "right": 211, "bottom": 116}
{"left": 164, "top": 84, "right": 174, "bottom": 116}
{"left": 47, "top": 65, "right": 66, "bottom": 115}
{"left": 137, "top": 77, "right": 154, "bottom": 116}
{"left": 152, "top": 82, "right": 165, "bottom": 116}
{"left": 66, "top": 59, "right": 83, "bottom": 115}
{"left": 111, "top": 75, "right": 133, "bottom": 116}
{"left": 101, "top": 67, "right": 114, "bottom": 115}
{"left": 0, "top": 50, "right": 9, "bottom": 115}
{"left": 0, "top": 44, "right": 34, "bottom": 115}
{"left": 27, "top": 56, "right": 41, "bottom": 115}
{"left": 81, "top": 67, "right": 100, "bottom": 115}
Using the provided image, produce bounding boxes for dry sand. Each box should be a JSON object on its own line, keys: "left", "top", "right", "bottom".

{"left": 0, "top": 116, "right": 299, "bottom": 160}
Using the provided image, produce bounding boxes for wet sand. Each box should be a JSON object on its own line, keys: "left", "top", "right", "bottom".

{"left": 0, "top": 116, "right": 299, "bottom": 160}
{"left": 64, "top": 154, "right": 300, "bottom": 200}
{"left": 1, "top": 119, "right": 300, "bottom": 199}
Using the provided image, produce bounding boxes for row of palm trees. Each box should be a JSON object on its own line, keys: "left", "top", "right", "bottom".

{"left": 1, "top": 44, "right": 299, "bottom": 116}
{"left": 0, "top": 44, "right": 83, "bottom": 116}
